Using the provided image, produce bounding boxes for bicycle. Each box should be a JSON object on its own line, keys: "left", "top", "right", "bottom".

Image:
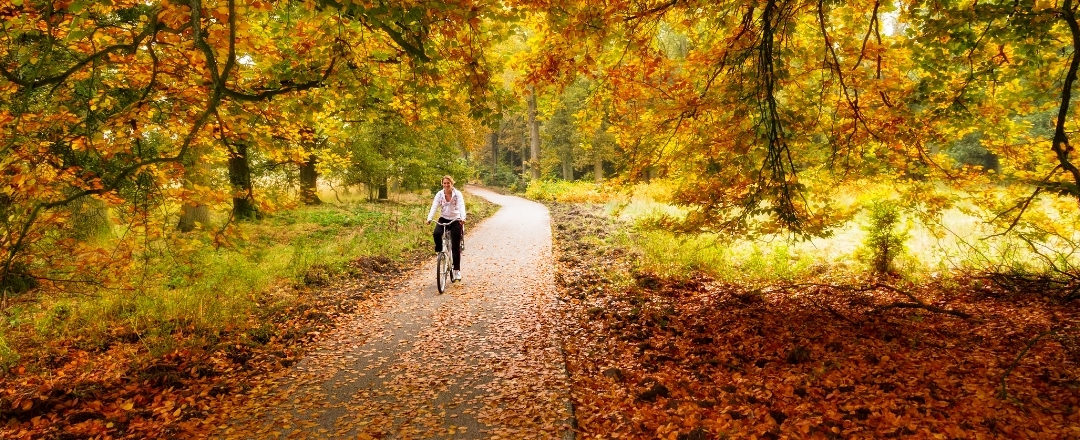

{"left": 434, "top": 219, "right": 462, "bottom": 293}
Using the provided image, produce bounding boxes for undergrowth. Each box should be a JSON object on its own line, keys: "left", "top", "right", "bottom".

{"left": 525, "top": 180, "right": 610, "bottom": 203}
{"left": 529, "top": 179, "right": 1080, "bottom": 286}
{"left": 548, "top": 202, "right": 1080, "bottom": 439}
{"left": 0, "top": 190, "right": 498, "bottom": 373}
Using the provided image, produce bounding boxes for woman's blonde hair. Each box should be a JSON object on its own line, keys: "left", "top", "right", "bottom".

{"left": 442, "top": 175, "right": 455, "bottom": 185}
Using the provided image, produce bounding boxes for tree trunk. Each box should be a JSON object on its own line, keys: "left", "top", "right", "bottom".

{"left": 561, "top": 150, "right": 573, "bottom": 180}
{"left": 178, "top": 203, "right": 209, "bottom": 232}
{"left": 299, "top": 153, "right": 321, "bottom": 205}
{"left": 378, "top": 178, "right": 388, "bottom": 200}
{"left": 488, "top": 131, "right": 498, "bottom": 181}
{"left": 227, "top": 142, "right": 259, "bottom": 220}
{"left": 594, "top": 110, "right": 611, "bottom": 184}
{"left": 366, "top": 183, "right": 379, "bottom": 201}
{"left": 178, "top": 151, "right": 210, "bottom": 232}
{"left": 593, "top": 152, "right": 604, "bottom": 183}
{"left": 1053, "top": 0, "right": 1080, "bottom": 199}
{"left": 527, "top": 85, "right": 541, "bottom": 180}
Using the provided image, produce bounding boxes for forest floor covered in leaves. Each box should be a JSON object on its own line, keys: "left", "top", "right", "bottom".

{"left": 549, "top": 203, "right": 1079, "bottom": 439}
{"left": 0, "top": 194, "right": 504, "bottom": 439}
{"left": 0, "top": 254, "right": 419, "bottom": 439}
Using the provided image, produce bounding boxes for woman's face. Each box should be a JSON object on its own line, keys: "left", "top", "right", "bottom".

{"left": 442, "top": 178, "right": 453, "bottom": 190}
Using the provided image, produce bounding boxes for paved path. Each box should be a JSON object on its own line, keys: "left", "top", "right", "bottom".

{"left": 218, "top": 186, "right": 572, "bottom": 439}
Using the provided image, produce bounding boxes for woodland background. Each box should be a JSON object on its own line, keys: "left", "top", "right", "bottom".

{"left": 0, "top": 0, "right": 1078, "bottom": 438}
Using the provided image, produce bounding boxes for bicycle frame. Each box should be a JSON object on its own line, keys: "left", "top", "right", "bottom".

{"left": 434, "top": 219, "right": 460, "bottom": 293}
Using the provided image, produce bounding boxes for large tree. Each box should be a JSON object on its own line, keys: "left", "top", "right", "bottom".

{"left": 0, "top": 0, "right": 501, "bottom": 302}
{"left": 514, "top": 0, "right": 1080, "bottom": 235}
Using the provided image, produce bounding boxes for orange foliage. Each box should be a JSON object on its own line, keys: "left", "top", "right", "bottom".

{"left": 553, "top": 204, "right": 1080, "bottom": 439}
{"left": 0, "top": 0, "right": 502, "bottom": 299}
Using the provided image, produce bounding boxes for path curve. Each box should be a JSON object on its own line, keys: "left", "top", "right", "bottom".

{"left": 217, "top": 186, "right": 572, "bottom": 439}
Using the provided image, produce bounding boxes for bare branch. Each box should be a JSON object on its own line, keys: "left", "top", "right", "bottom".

{"left": 871, "top": 301, "right": 972, "bottom": 319}
{"left": 999, "top": 327, "right": 1057, "bottom": 399}
{"left": 1052, "top": 0, "right": 1080, "bottom": 198}
{"left": 852, "top": 0, "right": 880, "bottom": 71}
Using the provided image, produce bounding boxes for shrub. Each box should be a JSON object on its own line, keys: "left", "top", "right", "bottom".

{"left": 0, "top": 335, "right": 18, "bottom": 372}
{"left": 860, "top": 200, "right": 909, "bottom": 275}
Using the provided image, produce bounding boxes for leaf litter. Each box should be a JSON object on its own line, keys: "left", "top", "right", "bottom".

{"left": 8, "top": 192, "right": 1075, "bottom": 439}
{"left": 211, "top": 187, "right": 574, "bottom": 439}
{"left": 549, "top": 202, "right": 1079, "bottom": 440}
{"left": 0, "top": 188, "right": 574, "bottom": 439}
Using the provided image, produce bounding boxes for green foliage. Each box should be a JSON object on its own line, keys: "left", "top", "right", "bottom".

{"left": 479, "top": 163, "right": 525, "bottom": 190}
{"left": 248, "top": 201, "right": 433, "bottom": 285}
{"left": 540, "top": 78, "right": 593, "bottom": 180}
{"left": 3, "top": 190, "right": 501, "bottom": 364}
{"left": 627, "top": 229, "right": 727, "bottom": 279}
{"left": 859, "top": 200, "right": 910, "bottom": 276}
{"left": 549, "top": 180, "right": 1078, "bottom": 285}
{"left": 0, "top": 262, "right": 37, "bottom": 298}
{"left": 66, "top": 197, "right": 112, "bottom": 241}
{"left": 0, "top": 335, "right": 18, "bottom": 373}
{"left": 330, "top": 118, "right": 470, "bottom": 200}
{"left": 8, "top": 196, "right": 432, "bottom": 360}
{"left": 741, "top": 243, "right": 812, "bottom": 282}
{"left": 597, "top": 183, "right": 816, "bottom": 283}
{"left": 627, "top": 228, "right": 814, "bottom": 283}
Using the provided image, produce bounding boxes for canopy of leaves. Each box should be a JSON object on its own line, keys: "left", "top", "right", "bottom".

{"left": 511, "top": 0, "right": 1080, "bottom": 237}
{"left": 0, "top": 0, "right": 503, "bottom": 298}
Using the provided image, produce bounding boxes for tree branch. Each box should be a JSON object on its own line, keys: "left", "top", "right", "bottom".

{"left": 222, "top": 57, "right": 338, "bottom": 101}
{"left": 1052, "top": 0, "right": 1080, "bottom": 198}
{"left": 999, "top": 327, "right": 1057, "bottom": 400}
{"left": 851, "top": 0, "right": 880, "bottom": 71}
{"left": 623, "top": 0, "right": 680, "bottom": 21}
{"left": 0, "top": 13, "right": 169, "bottom": 90}
{"left": 871, "top": 301, "right": 972, "bottom": 319}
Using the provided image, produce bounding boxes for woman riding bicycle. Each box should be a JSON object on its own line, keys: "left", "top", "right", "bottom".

{"left": 426, "top": 175, "right": 466, "bottom": 281}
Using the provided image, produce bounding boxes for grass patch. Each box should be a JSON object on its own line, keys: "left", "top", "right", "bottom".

{"left": 525, "top": 180, "right": 612, "bottom": 203}
{"left": 0, "top": 190, "right": 499, "bottom": 374}
{"left": 535, "top": 178, "right": 1080, "bottom": 284}
{"left": 623, "top": 228, "right": 816, "bottom": 283}
{"left": 0, "top": 335, "right": 18, "bottom": 371}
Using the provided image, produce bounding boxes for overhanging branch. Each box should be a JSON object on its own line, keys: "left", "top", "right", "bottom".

{"left": 1052, "top": 0, "right": 1080, "bottom": 198}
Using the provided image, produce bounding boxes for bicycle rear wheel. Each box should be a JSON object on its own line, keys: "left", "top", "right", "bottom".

{"left": 436, "top": 252, "right": 450, "bottom": 293}
{"left": 443, "top": 233, "right": 455, "bottom": 283}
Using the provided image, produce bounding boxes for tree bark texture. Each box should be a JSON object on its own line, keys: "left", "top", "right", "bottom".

{"left": 178, "top": 203, "right": 210, "bottom": 232}
{"left": 1054, "top": 0, "right": 1080, "bottom": 199}
{"left": 378, "top": 178, "right": 389, "bottom": 200}
{"left": 562, "top": 153, "right": 573, "bottom": 181}
{"left": 594, "top": 151, "right": 604, "bottom": 183}
{"left": 527, "top": 85, "right": 541, "bottom": 180}
{"left": 177, "top": 150, "right": 211, "bottom": 232}
{"left": 299, "top": 153, "right": 322, "bottom": 205}
{"left": 228, "top": 142, "right": 259, "bottom": 220}
{"left": 489, "top": 131, "right": 498, "bottom": 181}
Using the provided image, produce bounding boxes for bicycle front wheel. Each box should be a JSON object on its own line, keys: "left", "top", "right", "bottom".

{"left": 436, "top": 252, "right": 450, "bottom": 293}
